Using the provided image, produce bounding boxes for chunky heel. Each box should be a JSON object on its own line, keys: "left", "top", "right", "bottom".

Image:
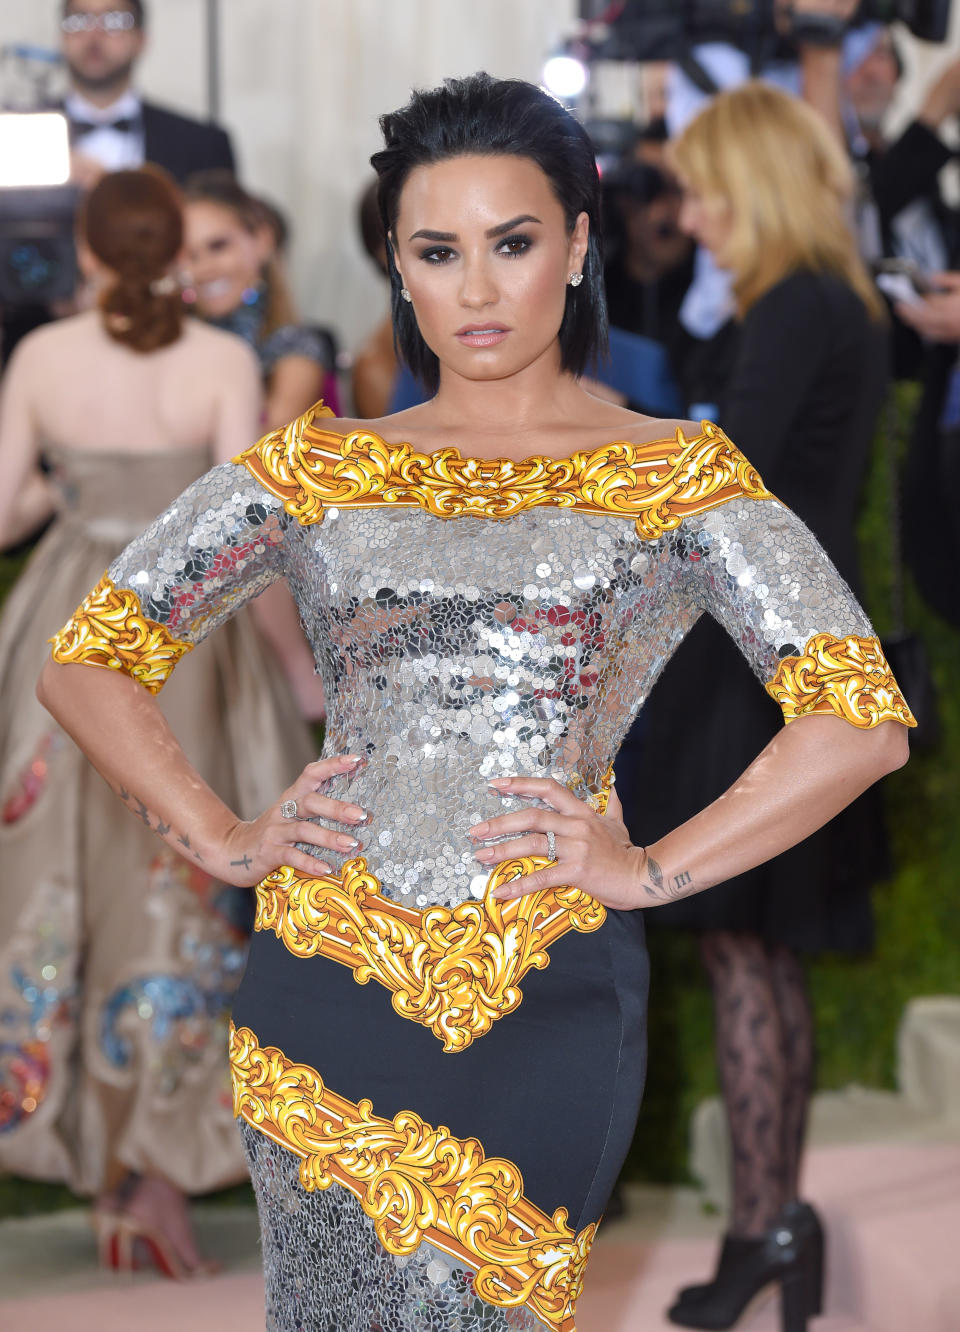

{"left": 780, "top": 1261, "right": 819, "bottom": 1332}
{"left": 667, "top": 1201, "right": 825, "bottom": 1331}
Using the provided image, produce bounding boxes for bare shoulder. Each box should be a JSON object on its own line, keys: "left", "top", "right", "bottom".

{"left": 313, "top": 410, "right": 414, "bottom": 441}
{"left": 598, "top": 409, "right": 706, "bottom": 447}
{"left": 180, "top": 318, "right": 260, "bottom": 375}
{"left": 7, "top": 310, "right": 98, "bottom": 366}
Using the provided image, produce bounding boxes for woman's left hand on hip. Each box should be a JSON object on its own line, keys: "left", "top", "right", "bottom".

{"left": 468, "top": 775, "right": 647, "bottom": 910}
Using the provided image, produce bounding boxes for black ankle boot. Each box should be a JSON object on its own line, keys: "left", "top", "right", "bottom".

{"left": 666, "top": 1202, "right": 824, "bottom": 1331}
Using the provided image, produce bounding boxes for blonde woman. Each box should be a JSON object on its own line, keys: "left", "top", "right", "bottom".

{"left": 622, "top": 83, "right": 891, "bottom": 1329}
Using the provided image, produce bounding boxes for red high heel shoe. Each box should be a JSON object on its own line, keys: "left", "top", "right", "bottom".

{"left": 91, "top": 1209, "right": 220, "bottom": 1280}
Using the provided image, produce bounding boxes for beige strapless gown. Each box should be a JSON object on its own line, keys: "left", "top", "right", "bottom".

{"left": 0, "top": 446, "right": 314, "bottom": 1195}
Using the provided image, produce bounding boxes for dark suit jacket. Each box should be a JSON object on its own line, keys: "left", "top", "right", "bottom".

{"left": 58, "top": 96, "right": 236, "bottom": 182}
{"left": 141, "top": 99, "right": 236, "bottom": 182}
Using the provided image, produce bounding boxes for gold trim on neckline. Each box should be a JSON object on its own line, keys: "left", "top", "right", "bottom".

{"left": 231, "top": 1024, "right": 594, "bottom": 1331}
{"left": 234, "top": 402, "right": 771, "bottom": 537}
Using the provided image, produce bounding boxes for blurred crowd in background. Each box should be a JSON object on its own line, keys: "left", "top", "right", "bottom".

{"left": 0, "top": 0, "right": 957, "bottom": 1313}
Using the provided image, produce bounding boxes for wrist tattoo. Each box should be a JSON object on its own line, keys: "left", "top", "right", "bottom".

{"left": 114, "top": 784, "right": 202, "bottom": 861}
{"left": 176, "top": 831, "right": 203, "bottom": 861}
{"left": 642, "top": 855, "right": 694, "bottom": 902}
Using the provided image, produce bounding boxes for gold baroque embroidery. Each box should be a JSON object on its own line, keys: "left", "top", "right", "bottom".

{"left": 766, "top": 633, "right": 917, "bottom": 728}
{"left": 50, "top": 573, "right": 192, "bottom": 694}
{"left": 255, "top": 855, "right": 606, "bottom": 1052}
{"left": 235, "top": 404, "right": 771, "bottom": 538}
{"left": 230, "top": 1024, "right": 595, "bottom": 1331}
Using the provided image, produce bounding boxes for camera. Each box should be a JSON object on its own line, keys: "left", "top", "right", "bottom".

{"left": 0, "top": 113, "right": 78, "bottom": 307}
{"left": 580, "top": 0, "right": 953, "bottom": 61}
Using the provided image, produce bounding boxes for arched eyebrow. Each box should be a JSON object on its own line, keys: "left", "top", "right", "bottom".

{"left": 407, "top": 214, "right": 543, "bottom": 243}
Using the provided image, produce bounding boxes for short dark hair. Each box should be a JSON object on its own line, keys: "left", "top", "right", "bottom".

{"left": 370, "top": 72, "right": 608, "bottom": 392}
{"left": 63, "top": 0, "right": 146, "bottom": 25}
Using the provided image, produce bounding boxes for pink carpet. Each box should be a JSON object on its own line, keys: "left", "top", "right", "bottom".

{"left": 2, "top": 1140, "right": 958, "bottom": 1331}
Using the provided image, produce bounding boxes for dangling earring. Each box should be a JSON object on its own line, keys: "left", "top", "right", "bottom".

{"left": 401, "top": 288, "right": 412, "bottom": 303}
{"left": 568, "top": 273, "right": 584, "bottom": 288}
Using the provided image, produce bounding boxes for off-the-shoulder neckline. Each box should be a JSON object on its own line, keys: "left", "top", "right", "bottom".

{"left": 307, "top": 420, "right": 710, "bottom": 469}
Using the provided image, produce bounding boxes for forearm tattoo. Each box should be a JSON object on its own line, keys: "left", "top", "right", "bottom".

{"left": 113, "top": 784, "right": 203, "bottom": 862}
{"left": 642, "top": 856, "right": 694, "bottom": 902}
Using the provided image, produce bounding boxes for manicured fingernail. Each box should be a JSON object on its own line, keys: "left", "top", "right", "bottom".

{"left": 474, "top": 847, "right": 495, "bottom": 862}
{"left": 346, "top": 805, "right": 366, "bottom": 821}
{"left": 492, "top": 889, "right": 511, "bottom": 900}
{"left": 338, "top": 835, "right": 361, "bottom": 851}
{"left": 468, "top": 822, "right": 489, "bottom": 838}
{"left": 343, "top": 754, "right": 363, "bottom": 765}
{"left": 488, "top": 778, "right": 512, "bottom": 788}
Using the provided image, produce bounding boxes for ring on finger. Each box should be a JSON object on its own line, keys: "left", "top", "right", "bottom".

{"left": 546, "top": 828, "right": 557, "bottom": 862}
{"left": 280, "top": 799, "right": 298, "bottom": 820}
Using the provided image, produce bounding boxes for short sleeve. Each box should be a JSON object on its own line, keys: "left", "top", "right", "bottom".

{"left": 676, "top": 486, "right": 916, "bottom": 730}
{"left": 50, "top": 460, "right": 287, "bottom": 694}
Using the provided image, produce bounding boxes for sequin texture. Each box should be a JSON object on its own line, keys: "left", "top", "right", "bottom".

{"left": 112, "top": 452, "right": 881, "bottom": 913}
{"left": 86, "top": 417, "right": 911, "bottom": 1329}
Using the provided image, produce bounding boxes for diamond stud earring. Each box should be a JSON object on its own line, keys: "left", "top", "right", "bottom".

{"left": 568, "top": 273, "right": 584, "bottom": 288}
{"left": 401, "top": 288, "right": 412, "bottom": 303}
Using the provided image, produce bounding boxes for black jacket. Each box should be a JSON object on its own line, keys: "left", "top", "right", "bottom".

{"left": 59, "top": 96, "right": 236, "bottom": 182}
{"left": 140, "top": 99, "right": 236, "bottom": 182}
{"left": 617, "top": 271, "right": 891, "bottom": 951}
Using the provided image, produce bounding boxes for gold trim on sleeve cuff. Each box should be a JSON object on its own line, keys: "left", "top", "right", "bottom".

{"left": 766, "top": 633, "right": 917, "bottom": 728}
{"left": 230, "top": 1023, "right": 595, "bottom": 1331}
{"left": 50, "top": 572, "right": 192, "bottom": 695}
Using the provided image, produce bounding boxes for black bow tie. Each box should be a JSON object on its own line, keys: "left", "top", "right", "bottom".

{"left": 69, "top": 115, "right": 140, "bottom": 143}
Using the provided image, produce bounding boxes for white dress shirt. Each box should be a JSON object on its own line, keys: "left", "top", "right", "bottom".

{"left": 65, "top": 89, "right": 145, "bottom": 171}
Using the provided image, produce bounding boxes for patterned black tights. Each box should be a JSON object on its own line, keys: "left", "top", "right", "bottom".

{"left": 699, "top": 931, "right": 815, "bottom": 1238}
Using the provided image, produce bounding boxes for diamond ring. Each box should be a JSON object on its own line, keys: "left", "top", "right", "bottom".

{"left": 280, "top": 799, "right": 298, "bottom": 820}
{"left": 546, "top": 829, "right": 557, "bottom": 862}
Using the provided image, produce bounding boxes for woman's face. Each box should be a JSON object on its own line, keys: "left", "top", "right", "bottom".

{"left": 182, "top": 200, "right": 271, "bottom": 318}
{"left": 678, "top": 179, "right": 733, "bottom": 265}
{"left": 391, "top": 154, "right": 588, "bottom": 386}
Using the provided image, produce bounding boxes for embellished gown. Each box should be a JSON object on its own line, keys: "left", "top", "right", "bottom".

{"left": 51, "top": 403, "right": 914, "bottom": 1329}
{"left": 0, "top": 445, "right": 314, "bottom": 1195}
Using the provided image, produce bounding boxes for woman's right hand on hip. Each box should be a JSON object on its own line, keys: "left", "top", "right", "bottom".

{"left": 216, "top": 754, "right": 368, "bottom": 885}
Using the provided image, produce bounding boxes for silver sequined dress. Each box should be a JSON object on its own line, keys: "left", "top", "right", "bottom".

{"left": 51, "top": 403, "right": 913, "bottom": 1331}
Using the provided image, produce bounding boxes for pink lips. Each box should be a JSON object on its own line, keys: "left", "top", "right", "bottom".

{"left": 455, "top": 323, "right": 510, "bottom": 348}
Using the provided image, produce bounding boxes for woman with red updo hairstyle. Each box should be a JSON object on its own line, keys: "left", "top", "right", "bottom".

{"left": 81, "top": 165, "right": 186, "bottom": 353}
{"left": 0, "top": 168, "right": 317, "bottom": 1276}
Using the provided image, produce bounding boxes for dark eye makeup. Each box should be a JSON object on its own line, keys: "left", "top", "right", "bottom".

{"left": 417, "top": 233, "right": 535, "bottom": 265}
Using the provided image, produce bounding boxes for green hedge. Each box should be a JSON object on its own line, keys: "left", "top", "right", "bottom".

{"left": 1, "top": 387, "right": 957, "bottom": 1215}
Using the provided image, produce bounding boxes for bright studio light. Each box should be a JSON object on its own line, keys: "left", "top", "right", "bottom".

{"left": 542, "top": 55, "right": 588, "bottom": 100}
{"left": 0, "top": 113, "right": 70, "bottom": 188}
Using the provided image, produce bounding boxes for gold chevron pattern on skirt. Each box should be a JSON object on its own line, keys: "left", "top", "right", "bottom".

{"left": 230, "top": 1023, "right": 595, "bottom": 1331}
{"left": 254, "top": 855, "right": 607, "bottom": 1052}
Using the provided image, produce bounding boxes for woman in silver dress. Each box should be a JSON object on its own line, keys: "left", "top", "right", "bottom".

{"left": 38, "top": 75, "right": 912, "bottom": 1332}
